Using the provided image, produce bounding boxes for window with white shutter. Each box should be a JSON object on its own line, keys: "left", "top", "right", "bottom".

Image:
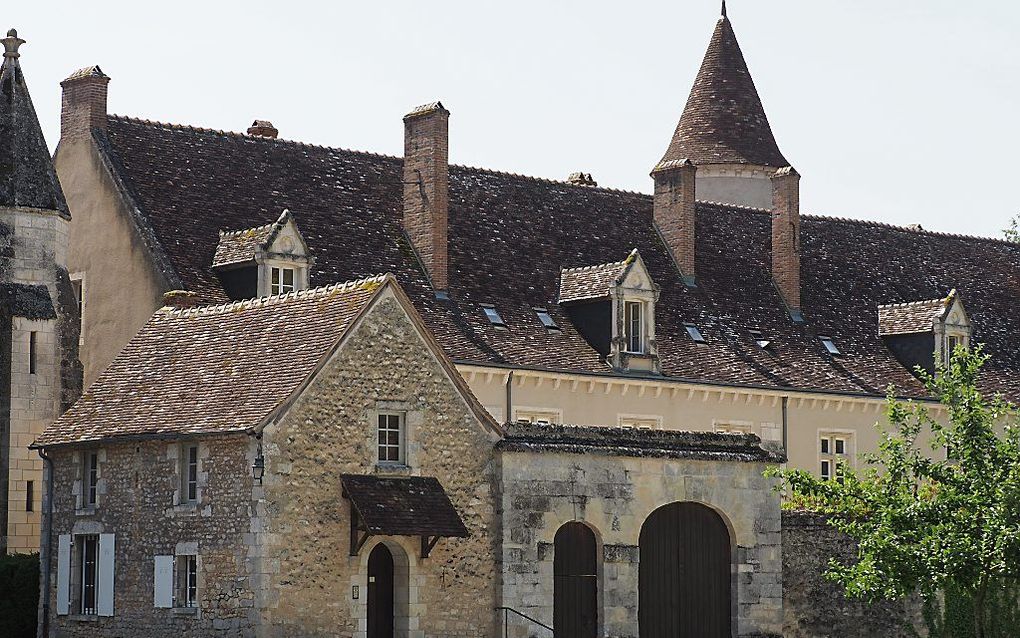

{"left": 154, "top": 556, "right": 174, "bottom": 608}
{"left": 56, "top": 534, "right": 70, "bottom": 616}
{"left": 97, "top": 533, "right": 115, "bottom": 616}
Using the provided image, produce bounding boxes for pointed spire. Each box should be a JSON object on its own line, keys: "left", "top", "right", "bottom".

{"left": 658, "top": 10, "right": 787, "bottom": 169}
{"left": 0, "top": 29, "right": 70, "bottom": 216}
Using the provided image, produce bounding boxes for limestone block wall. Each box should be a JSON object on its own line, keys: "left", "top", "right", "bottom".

{"left": 259, "top": 293, "right": 499, "bottom": 638}
{"left": 45, "top": 435, "right": 258, "bottom": 637}
{"left": 497, "top": 450, "right": 784, "bottom": 638}
{"left": 782, "top": 511, "right": 923, "bottom": 638}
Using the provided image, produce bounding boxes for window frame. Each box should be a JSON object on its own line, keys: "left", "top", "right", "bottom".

{"left": 684, "top": 323, "right": 706, "bottom": 344}
{"left": 181, "top": 444, "right": 199, "bottom": 504}
{"left": 819, "top": 335, "right": 841, "bottom": 356}
{"left": 515, "top": 408, "right": 563, "bottom": 425}
{"left": 175, "top": 554, "right": 198, "bottom": 609}
{"left": 78, "top": 534, "right": 99, "bottom": 616}
{"left": 533, "top": 307, "right": 560, "bottom": 332}
{"left": 624, "top": 301, "right": 644, "bottom": 353}
{"left": 376, "top": 412, "right": 405, "bottom": 465}
{"left": 480, "top": 304, "right": 506, "bottom": 329}
{"left": 270, "top": 266, "right": 296, "bottom": 296}
{"left": 819, "top": 431, "right": 854, "bottom": 481}
{"left": 29, "top": 331, "right": 38, "bottom": 375}
{"left": 83, "top": 450, "right": 99, "bottom": 508}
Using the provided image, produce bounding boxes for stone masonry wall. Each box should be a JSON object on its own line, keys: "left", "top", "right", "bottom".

{"left": 782, "top": 510, "right": 923, "bottom": 638}
{"left": 46, "top": 434, "right": 258, "bottom": 637}
{"left": 498, "top": 450, "right": 784, "bottom": 638}
{"left": 259, "top": 292, "right": 498, "bottom": 637}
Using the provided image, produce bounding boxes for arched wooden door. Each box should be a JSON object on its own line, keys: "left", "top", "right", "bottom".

{"left": 554, "top": 522, "right": 598, "bottom": 638}
{"left": 367, "top": 544, "right": 395, "bottom": 638}
{"left": 638, "top": 502, "right": 731, "bottom": 638}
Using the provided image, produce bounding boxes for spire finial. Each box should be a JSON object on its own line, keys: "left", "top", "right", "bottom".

{"left": 721, "top": 1, "right": 727, "bottom": 18}
{"left": 2, "top": 28, "right": 25, "bottom": 60}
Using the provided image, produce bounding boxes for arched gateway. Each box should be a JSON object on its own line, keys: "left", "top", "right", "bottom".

{"left": 554, "top": 522, "right": 598, "bottom": 637}
{"left": 638, "top": 502, "right": 731, "bottom": 637}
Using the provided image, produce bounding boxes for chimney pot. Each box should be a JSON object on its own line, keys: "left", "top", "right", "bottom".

{"left": 162, "top": 290, "right": 199, "bottom": 310}
{"left": 247, "top": 120, "right": 279, "bottom": 139}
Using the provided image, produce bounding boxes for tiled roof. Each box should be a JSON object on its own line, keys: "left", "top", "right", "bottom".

{"left": 877, "top": 293, "right": 952, "bottom": 336}
{"left": 95, "top": 116, "right": 1020, "bottom": 402}
{"left": 559, "top": 251, "right": 634, "bottom": 303}
{"left": 0, "top": 35, "right": 69, "bottom": 215}
{"left": 212, "top": 210, "right": 285, "bottom": 267}
{"left": 34, "top": 276, "right": 387, "bottom": 446}
{"left": 659, "top": 15, "right": 788, "bottom": 168}
{"left": 498, "top": 422, "right": 785, "bottom": 464}
{"left": 340, "top": 474, "right": 469, "bottom": 538}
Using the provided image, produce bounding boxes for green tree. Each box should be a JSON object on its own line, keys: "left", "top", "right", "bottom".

{"left": 1004, "top": 215, "right": 1020, "bottom": 243}
{"left": 768, "top": 348, "right": 1020, "bottom": 638}
{"left": 0, "top": 552, "right": 38, "bottom": 638}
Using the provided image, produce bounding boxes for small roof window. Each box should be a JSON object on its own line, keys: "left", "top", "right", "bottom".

{"left": 533, "top": 307, "right": 560, "bottom": 332}
{"left": 480, "top": 304, "right": 506, "bottom": 329}
{"left": 819, "top": 335, "right": 841, "bottom": 355}
{"left": 749, "top": 329, "right": 770, "bottom": 349}
{"left": 684, "top": 323, "right": 706, "bottom": 343}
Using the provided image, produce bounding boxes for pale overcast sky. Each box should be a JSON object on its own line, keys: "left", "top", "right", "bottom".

{"left": 7, "top": 1, "right": 1020, "bottom": 238}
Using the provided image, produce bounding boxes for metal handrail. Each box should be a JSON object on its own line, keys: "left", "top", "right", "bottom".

{"left": 497, "top": 606, "right": 554, "bottom": 637}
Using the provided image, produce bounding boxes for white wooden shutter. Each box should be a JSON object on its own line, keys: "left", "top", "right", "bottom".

{"left": 153, "top": 556, "right": 174, "bottom": 608}
{"left": 98, "top": 533, "right": 115, "bottom": 616}
{"left": 56, "top": 534, "right": 71, "bottom": 616}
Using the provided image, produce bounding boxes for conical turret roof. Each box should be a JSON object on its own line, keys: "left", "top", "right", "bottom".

{"left": 659, "top": 12, "right": 788, "bottom": 169}
{"left": 0, "top": 29, "right": 69, "bottom": 216}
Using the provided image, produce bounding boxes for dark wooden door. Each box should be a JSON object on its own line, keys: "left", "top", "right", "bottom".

{"left": 639, "top": 502, "right": 731, "bottom": 638}
{"left": 368, "top": 544, "right": 394, "bottom": 638}
{"left": 554, "top": 522, "right": 598, "bottom": 638}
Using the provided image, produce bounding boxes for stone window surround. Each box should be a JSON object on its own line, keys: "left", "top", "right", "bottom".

{"left": 618, "top": 413, "right": 663, "bottom": 429}
{"left": 514, "top": 406, "right": 563, "bottom": 425}
{"left": 70, "top": 270, "right": 85, "bottom": 348}
{"left": 73, "top": 448, "right": 106, "bottom": 515}
{"left": 168, "top": 441, "right": 210, "bottom": 514}
{"left": 369, "top": 401, "right": 421, "bottom": 474}
{"left": 173, "top": 541, "right": 202, "bottom": 616}
{"left": 610, "top": 281, "right": 660, "bottom": 373}
{"left": 67, "top": 520, "right": 105, "bottom": 621}
{"left": 817, "top": 428, "right": 855, "bottom": 480}
{"left": 256, "top": 255, "right": 309, "bottom": 298}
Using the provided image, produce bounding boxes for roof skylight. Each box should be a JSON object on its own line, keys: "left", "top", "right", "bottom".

{"left": 480, "top": 304, "right": 506, "bottom": 329}
{"left": 749, "top": 329, "right": 770, "bottom": 349}
{"left": 684, "top": 323, "right": 706, "bottom": 343}
{"left": 534, "top": 307, "right": 560, "bottom": 332}
{"left": 819, "top": 335, "right": 841, "bottom": 355}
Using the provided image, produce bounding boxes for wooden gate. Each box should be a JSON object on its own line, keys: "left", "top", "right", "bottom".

{"left": 638, "top": 502, "right": 731, "bottom": 638}
{"left": 554, "top": 522, "right": 598, "bottom": 637}
{"left": 367, "top": 544, "right": 395, "bottom": 638}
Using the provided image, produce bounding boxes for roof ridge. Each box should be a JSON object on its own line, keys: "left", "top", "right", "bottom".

{"left": 877, "top": 297, "right": 949, "bottom": 310}
{"left": 450, "top": 162, "right": 649, "bottom": 198}
{"left": 107, "top": 114, "right": 403, "bottom": 162}
{"left": 560, "top": 258, "right": 630, "bottom": 274}
{"left": 696, "top": 199, "right": 772, "bottom": 214}
{"left": 218, "top": 218, "right": 278, "bottom": 238}
{"left": 804, "top": 213, "right": 1017, "bottom": 246}
{"left": 162, "top": 274, "right": 388, "bottom": 318}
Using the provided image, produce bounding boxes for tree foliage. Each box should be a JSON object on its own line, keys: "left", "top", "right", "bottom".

{"left": 768, "top": 348, "right": 1020, "bottom": 638}
{"left": 0, "top": 552, "right": 38, "bottom": 638}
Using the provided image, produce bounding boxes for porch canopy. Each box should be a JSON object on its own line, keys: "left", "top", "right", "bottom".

{"left": 340, "top": 474, "right": 469, "bottom": 558}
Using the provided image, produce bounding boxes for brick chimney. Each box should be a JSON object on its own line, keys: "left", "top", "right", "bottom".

{"left": 771, "top": 166, "right": 801, "bottom": 314}
{"left": 247, "top": 120, "right": 278, "bottom": 139}
{"left": 60, "top": 66, "right": 110, "bottom": 142}
{"left": 651, "top": 159, "right": 697, "bottom": 286}
{"left": 403, "top": 102, "right": 450, "bottom": 291}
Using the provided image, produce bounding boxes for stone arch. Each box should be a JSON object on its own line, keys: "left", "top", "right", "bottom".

{"left": 638, "top": 502, "right": 732, "bottom": 638}
{"left": 553, "top": 521, "right": 601, "bottom": 638}
{"left": 355, "top": 537, "right": 415, "bottom": 638}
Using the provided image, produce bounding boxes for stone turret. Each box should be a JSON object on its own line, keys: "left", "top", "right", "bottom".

{"left": 0, "top": 28, "right": 83, "bottom": 553}
{"left": 658, "top": 6, "right": 789, "bottom": 209}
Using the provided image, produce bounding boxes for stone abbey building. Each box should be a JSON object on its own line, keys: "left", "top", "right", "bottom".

{"left": 16, "top": 3, "right": 1020, "bottom": 638}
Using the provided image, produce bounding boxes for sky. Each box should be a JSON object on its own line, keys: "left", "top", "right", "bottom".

{"left": 7, "top": 0, "right": 1020, "bottom": 238}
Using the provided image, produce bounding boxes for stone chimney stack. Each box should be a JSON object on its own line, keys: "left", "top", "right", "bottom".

{"left": 403, "top": 102, "right": 450, "bottom": 291}
{"left": 162, "top": 290, "right": 199, "bottom": 310}
{"left": 771, "top": 167, "right": 801, "bottom": 313}
{"left": 651, "top": 159, "right": 698, "bottom": 285}
{"left": 247, "top": 120, "right": 279, "bottom": 139}
{"left": 60, "top": 66, "right": 110, "bottom": 142}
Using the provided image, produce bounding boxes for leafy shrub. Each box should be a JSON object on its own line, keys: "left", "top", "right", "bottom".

{"left": 0, "top": 552, "right": 39, "bottom": 638}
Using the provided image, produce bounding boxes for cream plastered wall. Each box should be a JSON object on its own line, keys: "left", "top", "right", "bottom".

{"left": 460, "top": 365, "right": 946, "bottom": 476}
{"left": 56, "top": 138, "right": 170, "bottom": 387}
{"left": 695, "top": 164, "right": 776, "bottom": 210}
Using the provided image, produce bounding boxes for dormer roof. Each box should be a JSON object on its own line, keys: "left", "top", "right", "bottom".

{"left": 559, "top": 249, "right": 649, "bottom": 303}
{"left": 658, "top": 12, "right": 788, "bottom": 169}
{"left": 878, "top": 290, "right": 962, "bottom": 336}
{"left": 0, "top": 29, "right": 69, "bottom": 216}
{"left": 212, "top": 209, "right": 310, "bottom": 268}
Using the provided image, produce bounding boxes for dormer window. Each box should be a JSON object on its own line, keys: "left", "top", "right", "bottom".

{"left": 212, "top": 210, "right": 314, "bottom": 301}
{"left": 625, "top": 302, "right": 644, "bottom": 353}
{"left": 271, "top": 267, "right": 295, "bottom": 295}
{"left": 878, "top": 289, "right": 971, "bottom": 376}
